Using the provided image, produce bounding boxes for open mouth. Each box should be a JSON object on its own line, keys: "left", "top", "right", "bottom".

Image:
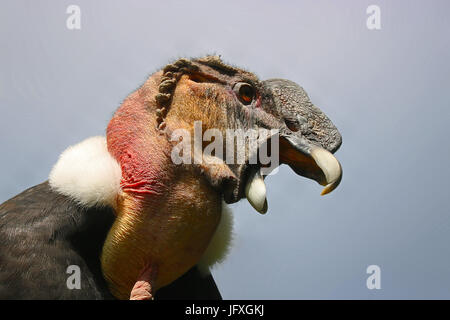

{"left": 224, "top": 134, "right": 343, "bottom": 214}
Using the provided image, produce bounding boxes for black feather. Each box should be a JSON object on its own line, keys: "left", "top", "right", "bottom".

{"left": 0, "top": 182, "right": 222, "bottom": 299}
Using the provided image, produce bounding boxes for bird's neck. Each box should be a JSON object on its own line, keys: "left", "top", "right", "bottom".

{"left": 102, "top": 92, "right": 222, "bottom": 299}
{"left": 100, "top": 170, "right": 222, "bottom": 299}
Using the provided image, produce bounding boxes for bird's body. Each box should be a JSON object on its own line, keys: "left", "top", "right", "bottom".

{"left": 0, "top": 56, "right": 342, "bottom": 299}
{"left": 0, "top": 144, "right": 224, "bottom": 299}
{"left": 0, "top": 181, "right": 115, "bottom": 299}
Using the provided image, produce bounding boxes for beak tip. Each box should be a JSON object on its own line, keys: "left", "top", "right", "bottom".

{"left": 260, "top": 199, "right": 268, "bottom": 214}
{"left": 320, "top": 174, "right": 342, "bottom": 196}
{"left": 245, "top": 168, "right": 268, "bottom": 215}
{"left": 320, "top": 188, "right": 332, "bottom": 196}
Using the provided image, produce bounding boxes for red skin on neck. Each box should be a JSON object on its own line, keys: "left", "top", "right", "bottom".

{"left": 106, "top": 90, "right": 171, "bottom": 199}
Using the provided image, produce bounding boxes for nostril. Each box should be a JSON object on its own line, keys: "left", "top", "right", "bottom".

{"left": 284, "top": 119, "right": 300, "bottom": 132}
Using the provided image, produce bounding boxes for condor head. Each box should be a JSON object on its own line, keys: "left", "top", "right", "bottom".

{"left": 141, "top": 56, "right": 342, "bottom": 214}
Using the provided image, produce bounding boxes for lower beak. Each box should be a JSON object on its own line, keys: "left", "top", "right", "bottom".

{"left": 279, "top": 134, "right": 342, "bottom": 195}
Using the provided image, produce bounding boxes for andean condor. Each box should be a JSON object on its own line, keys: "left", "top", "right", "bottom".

{"left": 0, "top": 56, "right": 342, "bottom": 299}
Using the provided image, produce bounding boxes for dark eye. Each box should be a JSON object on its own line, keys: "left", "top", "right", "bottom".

{"left": 285, "top": 118, "right": 300, "bottom": 132}
{"left": 233, "top": 82, "right": 255, "bottom": 105}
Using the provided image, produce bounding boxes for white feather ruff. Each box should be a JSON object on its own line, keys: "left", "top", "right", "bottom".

{"left": 49, "top": 136, "right": 122, "bottom": 207}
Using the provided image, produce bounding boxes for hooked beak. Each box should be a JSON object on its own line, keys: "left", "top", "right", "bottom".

{"left": 280, "top": 134, "right": 342, "bottom": 196}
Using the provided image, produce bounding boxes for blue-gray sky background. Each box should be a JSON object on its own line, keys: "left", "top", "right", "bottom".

{"left": 1, "top": 0, "right": 449, "bottom": 299}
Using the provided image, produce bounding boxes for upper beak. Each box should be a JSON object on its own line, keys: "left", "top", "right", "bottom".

{"left": 280, "top": 134, "right": 342, "bottom": 195}
{"left": 259, "top": 78, "right": 343, "bottom": 196}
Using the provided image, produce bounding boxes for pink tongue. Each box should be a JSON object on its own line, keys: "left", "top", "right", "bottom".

{"left": 129, "top": 264, "right": 157, "bottom": 300}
